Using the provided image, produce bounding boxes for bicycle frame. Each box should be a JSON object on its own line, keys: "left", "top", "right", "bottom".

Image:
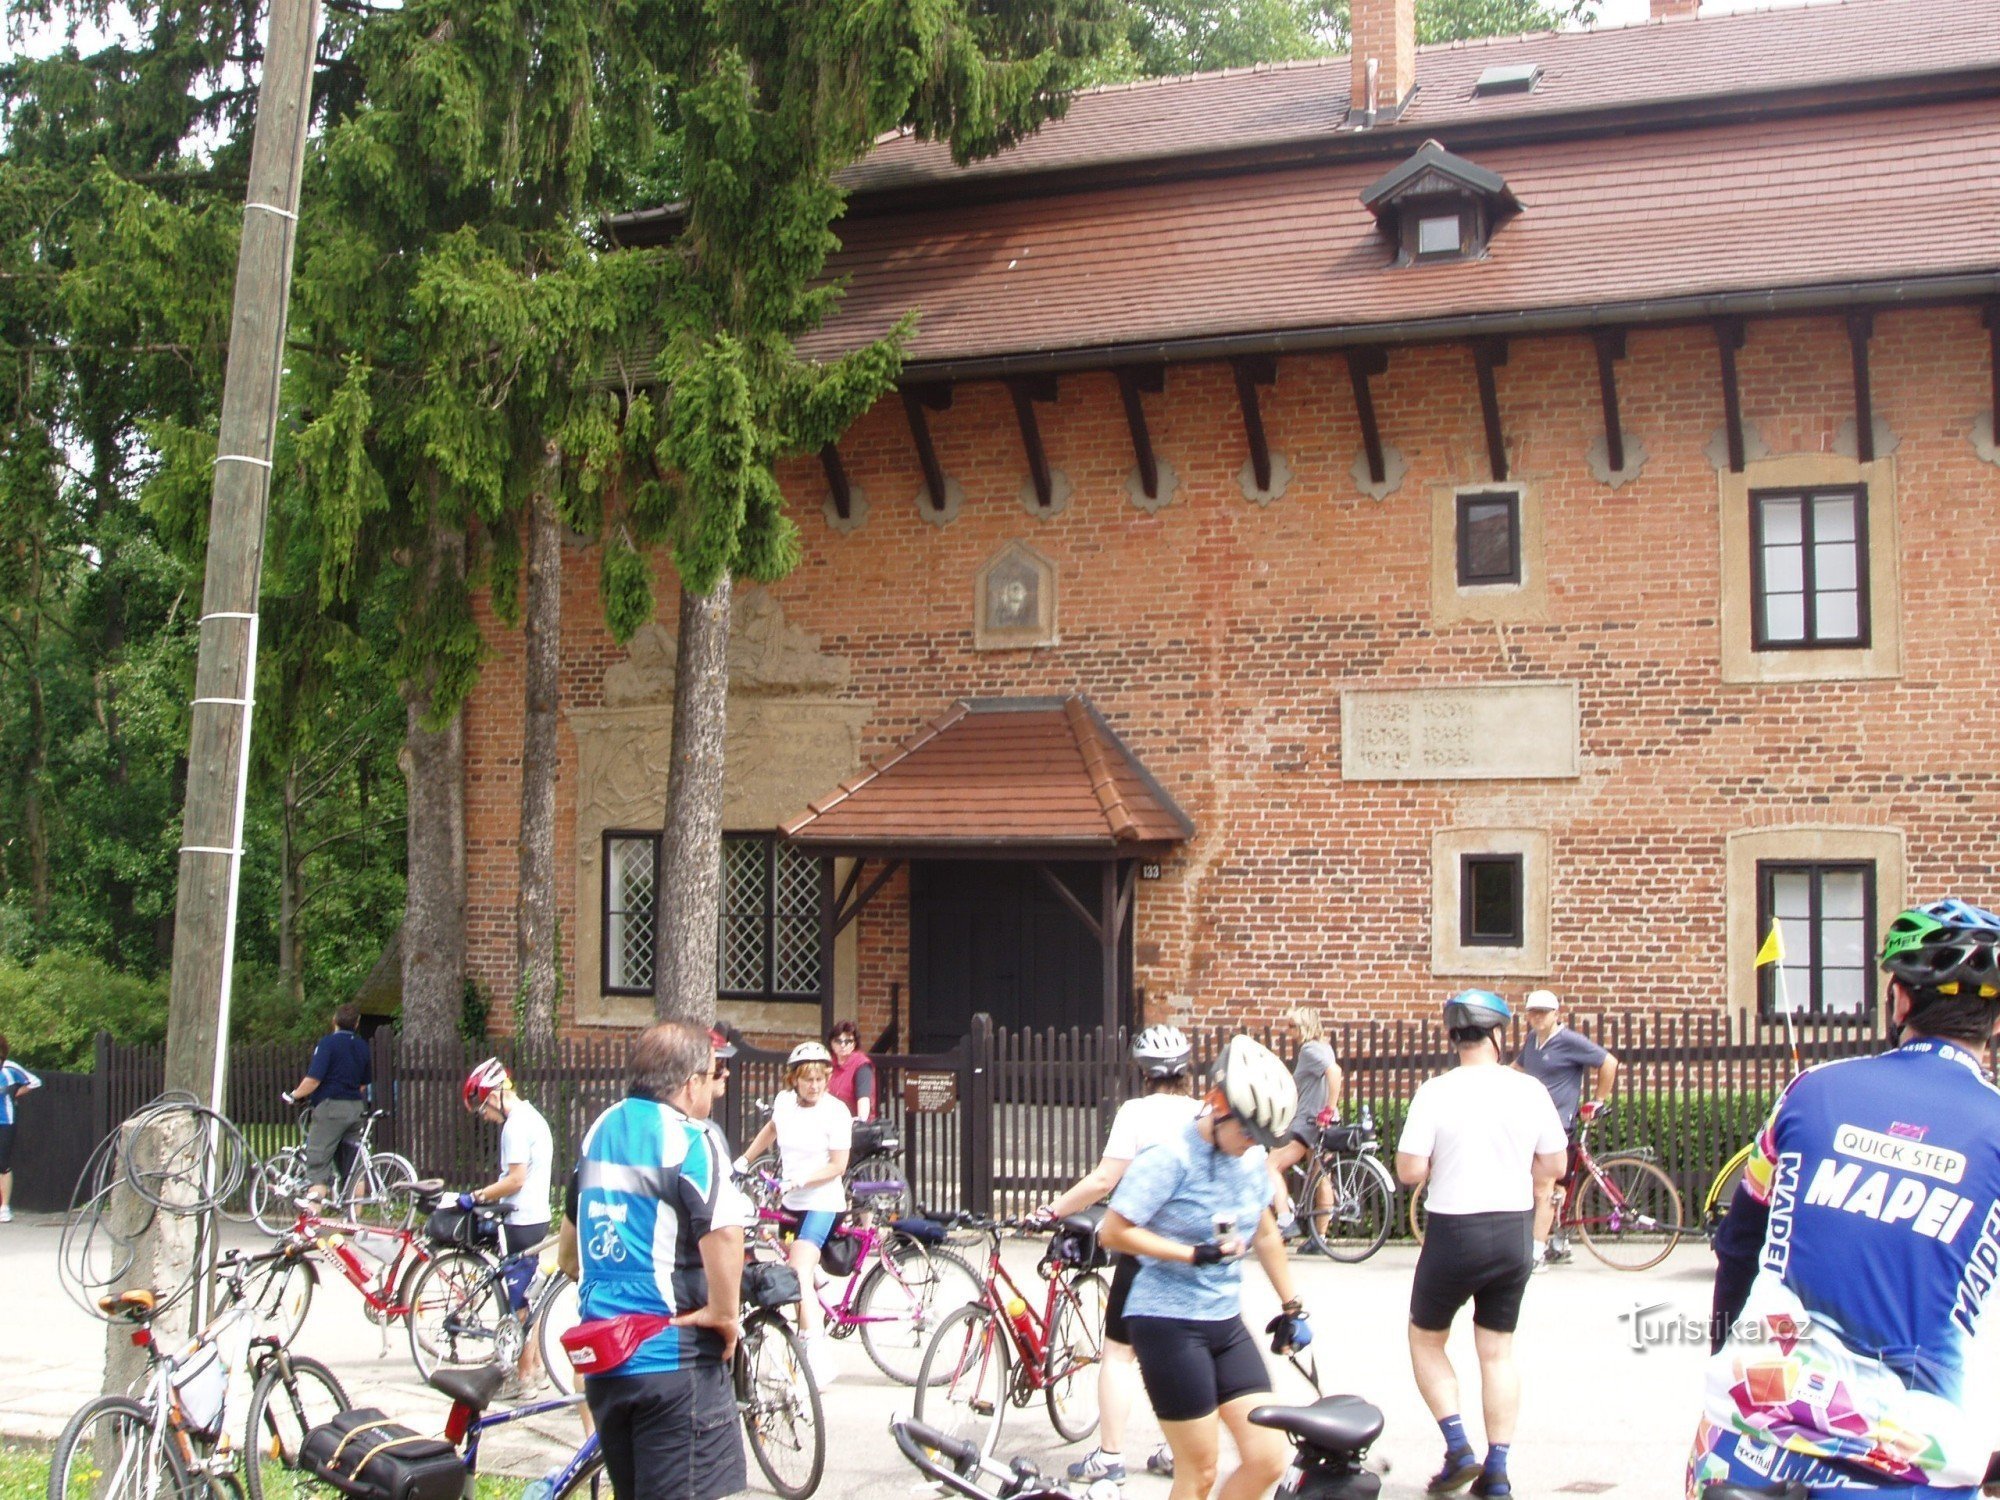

{"left": 290, "top": 1205, "right": 431, "bottom": 1317}
{"left": 1556, "top": 1119, "right": 1668, "bottom": 1236}
{"left": 964, "top": 1225, "right": 1089, "bottom": 1388}
{"left": 752, "top": 1183, "right": 915, "bottom": 1330}
{"left": 453, "top": 1390, "right": 596, "bottom": 1481}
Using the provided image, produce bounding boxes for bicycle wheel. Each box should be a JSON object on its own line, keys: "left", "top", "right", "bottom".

{"left": 1705, "top": 1143, "right": 1755, "bottom": 1233}
{"left": 1044, "top": 1270, "right": 1108, "bottom": 1443}
{"left": 551, "top": 1442, "right": 611, "bottom": 1500}
{"left": 48, "top": 1394, "right": 194, "bottom": 1500}
{"left": 739, "top": 1311, "right": 824, "bottom": 1500}
{"left": 1574, "top": 1156, "right": 1684, "bottom": 1271}
{"left": 913, "top": 1304, "right": 1009, "bottom": 1461}
{"left": 248, "top": 1151, "right": 308, "bottom": 1237}
{"left": 406, "top": 1248, "right": 519, "bottom": 1378}
{"left": 535, "top": 1272, "right": 583, "bottom": 1396}
{"left": 856, "top": 1240, "right": 982, "bottom": 1385}
{"left": 1408, "top": 1180, "right": 1428, "bottom": 1245}
{"left": 354, "top": 1153, "right": 419, "bottom": 1230}
{"left": 1304, "top": 1155, "right": 1396, "bottom": 1264}
{"left": 243, "top": 1354, "right": 351, "bottom": 1500}
{"left": 241, "top": 1254, "right": 316, "bottom": 1350}
{"left": 846, "top": 1153, "right": 912, "bottom": 1218}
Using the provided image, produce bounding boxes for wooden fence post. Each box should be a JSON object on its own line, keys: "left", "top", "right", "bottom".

{"left": 964, "top": 1014, "right": 995, "bottom": 1213}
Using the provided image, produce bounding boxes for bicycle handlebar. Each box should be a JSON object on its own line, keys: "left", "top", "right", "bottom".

{"left": 895, "top": 1419, "right": 982, "bottom": 1472}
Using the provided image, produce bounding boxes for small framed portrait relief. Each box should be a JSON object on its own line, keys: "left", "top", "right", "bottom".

{"left": 975, "top": 541, "right": 1058, "bottom": 651}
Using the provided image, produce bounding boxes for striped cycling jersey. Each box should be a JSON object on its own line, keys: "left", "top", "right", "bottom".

{"left": 0, "top": 1062, "right": 39, "bottom": 1126}
{"left": 576, "top": 1096, "right": 751, "bottom": 1376}
{"left": 1695, "top": 1039, "right": 2000, "bottom": 1491}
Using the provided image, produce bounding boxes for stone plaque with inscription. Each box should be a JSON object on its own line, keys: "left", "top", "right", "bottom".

{"left": 1341, "top": 683, "right": 1579, "bottom": 781}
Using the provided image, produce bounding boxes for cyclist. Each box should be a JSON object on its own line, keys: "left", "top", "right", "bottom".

{"left": 1690, "top": 898, "right": 2000, "bottom": 1498}
{"left": 1265, "top": 1005, "right": 1344, "bottom": 1237}
{"left": 0, "top": 1033, "right": 41, "bottom": 1224}
{"left": 1100, "top": 1034, "right": 1311, "bottom": 1500}
{"left": 1515, "top": 989, "right": 1618, "bottom": 1270}
{"left": 733, "top": 1040, "right": 851, "bottom": 1384}
{"left": 281, "top": 1003, "right": 373, "bottom": 1197}
{"left": 1396, "top": 990, "right": 1566, "bottom": 1498}
{"left": 457, "top": 1058, "right": 555, "bottom": 1392}
{"left": 1037, "top": 1023, "right": 1204, "bottom": 1486}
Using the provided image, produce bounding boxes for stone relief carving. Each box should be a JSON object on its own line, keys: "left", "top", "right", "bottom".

{"left": 975, "top": 540, "right": 1059, "bottom": 651}
{"left": 1342, "top": 684, "right": 1579, "bottom": 781}
{"left": 603, "top": 586, "right": 851, "bottom": 706}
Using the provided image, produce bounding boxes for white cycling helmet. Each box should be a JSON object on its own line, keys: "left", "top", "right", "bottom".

{"left": 787, "top": 1041, "right": 833, "bottom": 1068}
{"left": 1132, "top": 1025, "right": 1192, "bottom": 1080}
{"left": 1210, "top": 1034, "right": 1297, "bottom": 1149}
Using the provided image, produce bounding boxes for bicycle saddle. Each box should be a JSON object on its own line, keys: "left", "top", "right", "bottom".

{"left": 1701, "top": 1485, "right": 1808, "bottom": 1500}
{"left": 97, "top": 1289, "right": 159, "bottom": 1323}
{"left": 428, "top": 1362, "right": 509, "bottom": 1413}
{"left": 1248, "top": 1395, "right": 1384, "bottom": 1453}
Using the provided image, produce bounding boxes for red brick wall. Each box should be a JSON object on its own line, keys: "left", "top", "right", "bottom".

{"left": 459, "top": 307, "right": 2000, "bottom": 1040}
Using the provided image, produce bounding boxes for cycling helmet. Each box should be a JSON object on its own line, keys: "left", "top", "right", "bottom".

{"left": 787, "top": 1041, "right": 833, "bottom": 1068}
{"left": 1880, "top": 899, "right": 2000, "bottom": 996}
{"left": 462, "top": 1057, "right": 511, "bottom": 1109}
{"left": 1132, "top": 1024, "right": 1192, "bottom": 1079}
{"left": 709, "top": 1026, "right": 738, "bottom": 1060}
{"left": 1442, "top": 989, "right": 1511, "bottom": 1035}
{"left": 1209, "top": 1034, "right": 1298, "bottom": 1149}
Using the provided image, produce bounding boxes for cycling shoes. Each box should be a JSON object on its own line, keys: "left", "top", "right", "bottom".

{"left": 1426, "top": 1452, "right": 1482, "bottom": 1494}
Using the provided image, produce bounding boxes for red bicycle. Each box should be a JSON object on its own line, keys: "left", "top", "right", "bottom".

{"left": 912, "top": 1214, "right": 1109, "bottom": 1459}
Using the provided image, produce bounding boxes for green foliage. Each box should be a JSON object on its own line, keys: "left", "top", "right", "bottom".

{"left": 0, "top": 950, "right": 168, "bottom": 1070}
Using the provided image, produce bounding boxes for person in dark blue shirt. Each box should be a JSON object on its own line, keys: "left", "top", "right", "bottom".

{"left": 283, "top": 1003, "right": 372, "bottom": 1193}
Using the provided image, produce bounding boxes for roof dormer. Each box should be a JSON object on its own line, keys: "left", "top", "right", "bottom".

{"left": 1360, "top": 139, "right": 1522, "bottom": 265}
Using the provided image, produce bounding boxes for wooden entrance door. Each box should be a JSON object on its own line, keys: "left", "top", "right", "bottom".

{"left": 908, "top": 861, "right": 1131, "bottom": 1052}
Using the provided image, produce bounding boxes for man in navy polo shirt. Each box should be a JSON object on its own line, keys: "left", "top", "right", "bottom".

{"left": 284, "top": 1003, "right": 373, "bottom": 1194}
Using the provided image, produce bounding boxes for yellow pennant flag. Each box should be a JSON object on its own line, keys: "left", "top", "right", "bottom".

{"left": 1755, "top": 919, "right": 1785, "bottom": 968}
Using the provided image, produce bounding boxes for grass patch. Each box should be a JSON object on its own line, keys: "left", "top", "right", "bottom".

{"left": 4, "top": 1439, "right": 525, "bottom": 1500}
{"left": 0, "top": 1442, "right": 50, "bottom": 1500}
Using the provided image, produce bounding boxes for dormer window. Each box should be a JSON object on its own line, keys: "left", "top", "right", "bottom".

{"left": 1361, "top": 138, "right": 1521, "bottom": 266}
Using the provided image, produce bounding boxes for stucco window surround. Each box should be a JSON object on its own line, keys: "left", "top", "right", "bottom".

{"left": 1718, "top": 452, "right": 1901, "bottom": 683}
{"left": 1431, "top": 481, "right": 1547, "bottom": 625}
{"left": 1432, "top": 828, "right": 1551, "bottom": 977}
{"left": 1723, "top": 825, "right": 1906, "bottom": 1021}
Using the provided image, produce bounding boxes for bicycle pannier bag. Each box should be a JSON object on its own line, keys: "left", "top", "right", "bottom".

{"left": 1053, "top": 1207, "right": 1110, "bottom": 1269}
{"left": 1317, "top": 1125, "right": 1368, "bottom": 1153}
{"left": 819, "top": 1226, "right": 863, "bottom": 1279}
{"left": 423, "top": 1206, "right": 490, "bottom": 1249}
{"left": 170, "top": 1344, "right": 228, "bottom": 1441}
{"left": 742, "top": 1260, "right": 803, "bottom": 1310}
{"left": 559, "top": 1311, "right": 678, "bottom": 1374}
{"left": 300, "top": 1409, "right": 463, "bottom": 1500}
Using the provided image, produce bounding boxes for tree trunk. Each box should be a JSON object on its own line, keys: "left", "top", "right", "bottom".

{"left": 400, "top": 524, "right": 468, "bottom": 1046}
{"left": 516, "top": 457, "right": 562, "bottom": 1049}
{"left": 23, "top": 603, "right": 49, "bottom": 928}
{"left": 653, "top": 572, "right": 731, "bottom": 1025}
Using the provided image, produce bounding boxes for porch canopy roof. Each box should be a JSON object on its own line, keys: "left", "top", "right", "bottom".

{"left": 780, "top": 695, "right": 1194, "bottom": 860}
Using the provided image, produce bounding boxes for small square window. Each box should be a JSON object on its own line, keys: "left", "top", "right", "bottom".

{"left": 1460, "top": 854, "right": 1524, "bottom": 947}
{"left": 1417, "top": 214, "right": 1462, "bottom": 257}
{"left": 1456, "top": 492, "right": 1521, "bottom": 586}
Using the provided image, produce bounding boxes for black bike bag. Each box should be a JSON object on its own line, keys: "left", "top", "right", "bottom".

{"left": 300, "top": 1408, "right": 463, "bottom": 1500}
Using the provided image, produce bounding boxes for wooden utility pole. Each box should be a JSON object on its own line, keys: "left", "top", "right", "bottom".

{"left": 107, "top": 0, "right": 323, "bottom": 1384}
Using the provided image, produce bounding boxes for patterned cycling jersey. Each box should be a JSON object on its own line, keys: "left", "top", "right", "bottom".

{"left": 1691, "top": 1039, "right": 2000, "bottom": 1493}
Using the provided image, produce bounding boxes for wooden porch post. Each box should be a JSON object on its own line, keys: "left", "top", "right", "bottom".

{"left": 817, "top": 856, "right": 837, "bottom": 1040}
{"left": 1100, "top": 862, "right": 1119, "bottom": 1036}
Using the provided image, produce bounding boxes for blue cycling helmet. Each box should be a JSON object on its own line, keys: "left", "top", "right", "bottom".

{"left": 1443, "top": 988, "right": 1511, "bottom": 1034}
{"left": 1880, "top": 898, "right": 2000, "bottom": 996}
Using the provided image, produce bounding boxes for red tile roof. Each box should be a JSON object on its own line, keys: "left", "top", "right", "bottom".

{"left": 798, "top": 92, "right": 2000, "bottom": 370}
{"left": 781, "top": 697, "right": 1194, "bottom": 852}
{"left": 842, "top": 0, "right": 2000, "bottom": 194}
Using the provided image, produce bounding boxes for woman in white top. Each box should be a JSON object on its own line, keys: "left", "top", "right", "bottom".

{"left": 1037, "top": 1026, "right": 1204, "bottom": 1486}
{"left": 737, "top": 1041, "right": 851, "bottom": 1375}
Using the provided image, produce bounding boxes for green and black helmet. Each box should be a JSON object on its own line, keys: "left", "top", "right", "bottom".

{"left": 1879, "top": 899, "right": 2000, "bottom": 997}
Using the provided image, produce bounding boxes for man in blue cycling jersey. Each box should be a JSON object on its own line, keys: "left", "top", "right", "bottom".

{"left": 1690, "top": 898, "right": 2000, "bottom": 1498}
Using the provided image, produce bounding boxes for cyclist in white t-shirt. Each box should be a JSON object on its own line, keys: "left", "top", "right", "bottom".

{"left": 458, "top": 1059, "right": 556, "bottom": 1391}
{"left": 736, "top": 1040, "right": 851, "bottom": 1383}
{"left": 1396, "top": 991, "right": 1567, "bottom": 1499}
{"left": 1038, "top": 1025, "right": 1205, "bottom": 1486}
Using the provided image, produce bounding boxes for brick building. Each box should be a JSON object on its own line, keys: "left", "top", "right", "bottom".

{"left": 461, "top": 0, "right": 2000, "bottom": 1051}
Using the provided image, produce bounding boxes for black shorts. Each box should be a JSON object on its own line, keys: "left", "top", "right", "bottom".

{"left": 1410, "top": 1209, "right": 1534, "bottom": 1333}
{"left": 587, "top": 1362, "right": 745, "bottom": 1500}
{"left": 1125, "top": 1315, "right": 1271, "bottom": 1422}
{"left": 1103, "top": 1254, "right": 1139, "bottom": 1345}
{"left": 0, "top": 1122, "right": 13, "bottom": 1174}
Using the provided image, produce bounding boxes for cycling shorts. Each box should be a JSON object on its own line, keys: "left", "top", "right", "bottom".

{"left": 1410, "top": 1209, "right": 1533, "bottom": 1333}
{"left": 794, "top": 1210, "right": 837, "bottom": 1248}
{"left": 1687, "top": 1422, "right": 1977, "bottom": 1500}
{"left": 0, "top": 1122, "right": 14, "bottom": 1174}
{"left": 1104, "top": 1254, "right": 1139, "bottom": 1345}
{"left": 1125, "top": 1315, "right": 1270, "bottom": 1422}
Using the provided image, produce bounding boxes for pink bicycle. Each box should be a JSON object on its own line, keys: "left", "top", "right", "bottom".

{"left": 744, "top": 1168, "right": 982, "bottom": 1384}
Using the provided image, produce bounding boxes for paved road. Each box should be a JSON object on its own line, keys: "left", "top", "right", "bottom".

{"left": 0, "top": 1215, "right": 1716, "bottom": 1496}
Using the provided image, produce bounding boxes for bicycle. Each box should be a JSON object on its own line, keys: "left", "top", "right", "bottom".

{"left": 892, "top": 1416, "right": 1105, "bottom": 1500}
{"left": 737, "top": 1166, "right": 983, "bottom": 1385}
{"left": 47, "top": 1248, "right": 350, "bottom": 1500}
{"left": 1283, "top": 1118, "right": 1398, "bottom": 1263}
{"left": 401, "top": 1201, "right": 551, "bottom": 1379}
{"left": 1407, "top": 1101, "right": 1683, "bottom": 1270}
{"left": 912, "top": 1215, "right": 1109, "bottom": 1458}
{"left": 246, "top": 1107, "right": 418, "bottom": 1235}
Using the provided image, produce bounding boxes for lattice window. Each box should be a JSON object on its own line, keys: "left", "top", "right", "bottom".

{"left": 603, "top": 835, "right": 658, "bottom": 994}
{"left": 718, "top": 835, "right": 823, "bottom": 1000}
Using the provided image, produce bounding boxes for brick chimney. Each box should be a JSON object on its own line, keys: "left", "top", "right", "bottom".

{"left": 1350, "top": 0, "right": 1416, "bottom": 127}
{"left": 1651, "top": 0, "right": 1699, "bottom": 16}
